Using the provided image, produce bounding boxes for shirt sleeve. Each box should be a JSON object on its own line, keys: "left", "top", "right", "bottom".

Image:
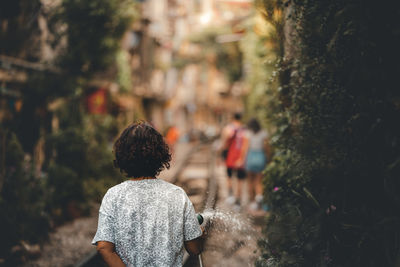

{"left": 92, "top": 190, "right": 115, "bottom": 245}
{"left": 183, "top": 193, "right": 202, "bottom": 241}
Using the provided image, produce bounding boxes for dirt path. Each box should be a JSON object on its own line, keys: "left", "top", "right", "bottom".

{"left": 24, "top": 215, "right": 98, "bottom": 267}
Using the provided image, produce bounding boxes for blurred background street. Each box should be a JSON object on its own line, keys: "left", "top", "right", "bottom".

{"left": 1, "top": 0, "right": 400, "bottom": 266}
{"left": 1, "top": 0, "right": 269, "bottom": 265}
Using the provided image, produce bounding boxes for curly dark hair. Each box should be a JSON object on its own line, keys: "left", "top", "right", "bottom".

{"left": 113, "top": 122, "right": 171, "bottom": 178}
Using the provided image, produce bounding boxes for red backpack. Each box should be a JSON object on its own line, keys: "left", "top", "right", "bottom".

{"left": 225, "top": 127, "right": 245, "bottom": 168}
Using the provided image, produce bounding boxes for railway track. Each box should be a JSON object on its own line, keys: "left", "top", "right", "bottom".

{"left": 76, "top": 141, "right": 218, "bottom": 267}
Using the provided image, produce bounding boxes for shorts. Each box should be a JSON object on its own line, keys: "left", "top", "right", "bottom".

{"left": 246, "top": 150, "right": 267, "bottom": 173}
{"left": 227, "top": 168, "right": 246, "bottom": 180}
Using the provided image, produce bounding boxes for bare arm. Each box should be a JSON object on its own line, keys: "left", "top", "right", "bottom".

{"left": 184, "top": 227, "right": 206, "bottom": 256}
{"left": 184, "top": 237, "right": 203, "bottom": 256}
{"left": 264, "top": 138, "right": 272, "bottom": 160}
{"left": 97, "top": 241, "right": 126, "bottom": 267}
{"left": 220, "top": 126, "right": 232, "bottom": 151}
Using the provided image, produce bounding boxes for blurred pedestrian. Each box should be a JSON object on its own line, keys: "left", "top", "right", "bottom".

{"left": 245, "top": 118, "right": 270, "bottom": 211}
{"left": 165, "top": 125, "right": 180, "bottom": 160}
{"left": 92, "top": 122, "right": 205, "bottom": 267}
{"left": 165, "top": 125, "right": 180, "bottom": 148}
{"left": 220, "top": 112, "right": 248, "bottom": 209}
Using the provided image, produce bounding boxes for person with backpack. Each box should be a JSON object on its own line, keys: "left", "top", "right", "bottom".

{"left": 220, "top": 112, "right": 248, "bottom": 209}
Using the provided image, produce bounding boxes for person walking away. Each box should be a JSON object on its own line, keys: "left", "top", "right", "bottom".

{"left": 165, "top": 125, "right": 180, "bottom": 157}
{"left": 92, "top": 122, "right": 205, "bottom": 267}
{"left": 220, "top": 113, "right": 248, "bottom": 209}
{"left": 245, "top": 118, "right": 270, "bottom": 211}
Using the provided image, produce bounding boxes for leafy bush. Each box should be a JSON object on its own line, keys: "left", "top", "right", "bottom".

{"left": 46, "top": 107, "right": 123, "bottom": 222}
{"left": 240, "top": 0, "right": 283, "bottom": 130}
{"left": 57, "top": 0, "right": 138, "bottom": 76}
{"left": 0, "top": 132, "right": 50, "bottom": 261}
{"left": 0, "top": 0, "right": 137, "bottom": 263}
{"left": 257, "top": 0, "right": 400, "bottom": 266}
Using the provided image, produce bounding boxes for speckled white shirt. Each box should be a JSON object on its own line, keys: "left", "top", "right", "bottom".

{"left": 92, "top": 179, "right": 202, "bottom": 267}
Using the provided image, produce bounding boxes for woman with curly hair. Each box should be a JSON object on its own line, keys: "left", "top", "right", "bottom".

{"left": 92, "top": 122, "right": 205, "bottom": 267}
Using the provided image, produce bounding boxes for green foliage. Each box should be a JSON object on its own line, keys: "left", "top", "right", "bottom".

{"left": 240, "top": 10, "right": 282, "bottom": 130}
{"left": 0, "top": 0, "right": 136, "bottom": 263}
{"left": 116, "top": 49, "right": 133, "bottom": 93}
{"left": 257, "top": 0, "right": 400, "bottom": 266}
{"left": 46, "top": 103, "right": 123, "bottom": 222}
{"left": 0, "top": 132, "right": 50, "bottom": 260}
{"left": 0, "top": 0, "right": 42, "bottom": 57}
{"left": 57, "top": 0, "right": 137, "bottom": 76}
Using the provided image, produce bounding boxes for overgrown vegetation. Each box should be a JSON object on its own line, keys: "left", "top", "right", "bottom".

{"left": 0, "top": 132, "right": 50, "bottom": 262}
{"left": 56, "top": 0, "right": 137, "bottom": 76}
{"left": 0, "top": 0, "right": 136, "bottom": 263}
{"left": 255, "top": 0, "right": 400, "bottom": 266}
{"left": 46, "top": 109, "right": 123, "bottom": 223}
{"left": 240, "top": 1, "right": 283, "bottom": 130}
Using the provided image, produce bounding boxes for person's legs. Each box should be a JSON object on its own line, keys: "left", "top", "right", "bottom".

{"left": 255, "top": 172, "right": 263, "bottom": 197}
{"left": 235, "top": 169, "right": 246, "bottom": 205}
{"left": 226, "top": 167, "right": 233, "bottom": 196}
{"left": 225, "top": 167, "right": 236, "bottom": 204}
{"left": 235, "top": 179, "right": 243, "bottom": 206}
{"left": 247, "top": 171, "right": 256, "bottom": 202}
{"left": 248, "top": 171, "right": 262, "bottom": 210}
{"left": 254, "top": 172, "right": 264, "bottom": 209}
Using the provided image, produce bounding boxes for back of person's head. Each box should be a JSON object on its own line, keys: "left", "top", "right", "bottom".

{"left": 113, "top": 121, "right": 171, "bottom": 178}
{"left": 247, "top": 118, "right": 261, "bottom": 133}
{"left": 233, "top": 112, "right": 242, "bottom": 121}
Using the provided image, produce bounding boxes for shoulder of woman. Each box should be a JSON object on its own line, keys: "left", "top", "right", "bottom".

{"left": 164, "top": 181, "right": 188, "bottom": 197}
{"left": 103, "top": 181, "right": 130, "bottom": 201}
{"left": 261, "top": 129, "right": 268, "bottom": 137}
{"left": 101, "top": 187, "right": 119, "bottom": 205}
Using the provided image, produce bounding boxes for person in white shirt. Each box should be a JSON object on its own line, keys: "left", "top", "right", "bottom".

{"left": 92, "top": 122, "right": 205, "bottom": 267}
{"left": 244, "top": 118, "right": 270, "bottom": 211}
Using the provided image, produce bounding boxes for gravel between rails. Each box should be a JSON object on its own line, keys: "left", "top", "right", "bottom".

{"left": 23, "top": 213, "right": 98, "bottom": 267}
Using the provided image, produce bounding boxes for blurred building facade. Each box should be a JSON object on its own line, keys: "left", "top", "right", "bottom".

{"left": 0, "top": 0, "right": 253, "bottom": 165}
{"left": 119, "top": 0, "right": 253, "bottom": 137}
